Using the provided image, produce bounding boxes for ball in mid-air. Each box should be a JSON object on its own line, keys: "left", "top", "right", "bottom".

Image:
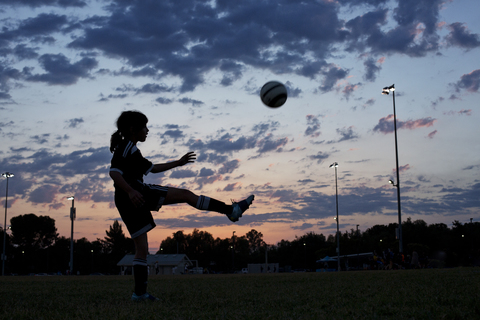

{"left": 260, "top": 81, "right": 287, "bottom": 108}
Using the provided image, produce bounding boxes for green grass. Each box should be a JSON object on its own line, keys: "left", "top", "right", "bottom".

{"left": 1, "top": 268, "right": 480, "bottom": 319}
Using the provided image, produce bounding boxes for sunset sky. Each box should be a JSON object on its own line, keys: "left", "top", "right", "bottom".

{"left": 1, "top": 0, "right": 479, "bottom": 253}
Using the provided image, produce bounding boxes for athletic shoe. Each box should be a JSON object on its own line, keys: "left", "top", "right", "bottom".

{"left": 131, "top": 292, "right": 159, "bottom": 302}
{"left": 228, "top": 195, "right": 255, "bottom": 222}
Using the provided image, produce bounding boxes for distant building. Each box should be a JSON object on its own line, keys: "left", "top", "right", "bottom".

{"left": 117, "top": 254, "right": 193, "bottom": 275}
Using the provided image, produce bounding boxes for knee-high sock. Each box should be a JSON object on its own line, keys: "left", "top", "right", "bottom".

{"left": 133, "top": 258, "right": 148, "bottom": 296}
{"left": 196, "top": 196, "right": 232, "bottom": 214}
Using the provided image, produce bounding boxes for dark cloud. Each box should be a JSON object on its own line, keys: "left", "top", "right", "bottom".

{"left": 345, "top": 9, "right": 388, "bottom": 52}
{"left": 257, "top": 136, "right": 289, "bottom": 153}
{"left": 319, "top": 65, "right": 349, "bottom": 92}
{"left": 337, "top": 126, "right": 359, "bottom": 143}
{"left": 446, "top": 23, "right": 480, "bottom": 49}
{"left": 30, "top": 134, "right": 50, "bottom": 145}
{"left": 198, "top": 167, "right": 215, "bottom": 177}
{"left": 26, "top": 53, "right": 98, "bottom": 85}
{"left": 13, "top": 44, "right": 39, "bottom": 60}
{"left": 285, "top": 81, "right": 302, "bottom": 98}
{"left": 309, "top": 151, "right": 330, "bottom": 164}
{"left": 373, "top": 115, "right": 436, "bottom": 134}
{"left": 363, "top": 57, "right": 382, "bottom": 81}
{"left": 393, "top": 0, "right": 441, "bottom": 35}
{"left": 187, "top": 133, "right": 257, "bottom": 154}
{"left": 155, "top": 97, "right": 174, "bottom": 104}
{"left": 160, "top": 129, "right": 185, "bottom": 143}
{"left": 454, "top": 69, "right": 480, "bottom": 93}
{"left": 66, "top": 118, "right": 84, "bottom": 128}
{"left": 136, "top": 83, "right": 174, "bottom": 94}
{"left": 178, "top": 97, "right": 204, "bottom": 107}
{"left": 252, "top": 121, "right": 280, "bottom": 136}
{"left": 305, "top": 114, "right": 321, "bottom": 137}
{"left": 0, "top": 92, "right": 11, "bottom": 100}
{"left": 169, "top": 169, "right": 197, "bottom": 179}
{"left": 342, "top": 83, "right": 361, "bottom": 100}
{"left": 28, "top": 184, "right": 58, "bottom": 204}
{"left": 218, "top": 160, "right": 240, "bottom": 175}
{"left": 0, "top": 63, "right": 23, "bottom": 93}
{"left": 14, "top": 13, "right": 69, "bottom": 38}
{"left": 0, "top": 0, "right": 470, "bottom": 96}
{"left": 0, "top": 0, "right": 86, "bottom": 7}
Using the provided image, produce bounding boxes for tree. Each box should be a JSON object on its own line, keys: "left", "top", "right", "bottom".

{"left": 100, "top": 220, "right": 134, "bottom": 274}
{"left": 246, "top": 229, "right": 264, "bottom": 252}
{"left": 102, "top": 220, "right": 134, "bottom": 255}
{"left": 10, "top": 214, "right": 58, "bottom": 250}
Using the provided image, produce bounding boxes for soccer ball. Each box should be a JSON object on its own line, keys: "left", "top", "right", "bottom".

{"left": 260, "top": 81, "right": 287, "bottom": 108}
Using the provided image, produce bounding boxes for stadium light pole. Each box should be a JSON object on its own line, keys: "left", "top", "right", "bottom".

{"left": 67, "top": 196, "right": 76, "bottom": 275}
{"left": 383, "top": 84, "right": 403, "bottom": 254}
{"left": 329, "top": 162, "right": 340, "bottom": 271}
{"left": 2, "top": 172, "right": 14, "bottom": 276}
{"left": 232, "top": 231, "right": 235, "bottom": 272}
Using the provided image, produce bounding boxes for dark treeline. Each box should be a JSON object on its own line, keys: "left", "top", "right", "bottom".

{"left": 1, "top": 214, "right": 479, "bottom": 275}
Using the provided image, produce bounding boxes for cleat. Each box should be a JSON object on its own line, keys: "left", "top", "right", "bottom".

{"left": 131, "top": 292, "right": 159, "bottom": 302}
{"left": 228, "top": 195, "right": 254, "bottom": 222}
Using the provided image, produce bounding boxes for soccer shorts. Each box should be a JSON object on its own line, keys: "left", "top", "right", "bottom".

{"left": 114, "top": 184, "right": 169, "bottom": 238}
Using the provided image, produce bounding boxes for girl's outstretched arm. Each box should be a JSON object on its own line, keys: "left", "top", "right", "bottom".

{"left": 151, "top": 151, "right": 196, "bottom": 173}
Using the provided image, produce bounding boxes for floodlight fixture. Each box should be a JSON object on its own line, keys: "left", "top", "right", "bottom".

{"left": 382, "top": 84, "right": 395, "bottom": 95}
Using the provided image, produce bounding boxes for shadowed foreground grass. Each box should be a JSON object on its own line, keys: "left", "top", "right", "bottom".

{"left": 1, "top": 268, "right": 479, "bottom": 319}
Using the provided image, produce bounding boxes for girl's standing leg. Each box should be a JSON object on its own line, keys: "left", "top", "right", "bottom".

{"left": 132, "top": 233, "right": 149, "bottom": 297}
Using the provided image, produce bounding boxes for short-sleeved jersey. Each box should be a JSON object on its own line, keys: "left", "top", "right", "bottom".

{"left": 110, "top": 140, "right": 153, "bottom": 189}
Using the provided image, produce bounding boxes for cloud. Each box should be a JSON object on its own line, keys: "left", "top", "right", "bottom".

{"left": 0, "top": 0, "right": 86, "bottom": 7}
{"left": 319, "top": 65, "right": 349, "bottom": 92}
{"left": 218, "top": 160, "right": 240, "bottom": 174}
{"left": 309, "top": 151, "right": 330, "bottom": 164}
{"left": 169, "top": 169, "right": 197, "bottom": 179}
{"left": 427, "top": 130, "right": 437, "bottom": 139}
{"left": 454, "top": 69, "right": 480, "bottom": 93}
{"left": 342, "top": 83, "right": 361, "bottom": 99}
{"left": 26, "top": 53, "right": 98, "bottom": 85}
{"left": 443, "top": 109, "right": 472, "bottom": 116}
{"left": 257, "top": 136, "right": 289, "bottom": 153}
{"left": 156, "top": 97, "right": 174, "bottom": 104}
{"left": 0, "top": 0, "right": 464, "bottom": 97}
{"left": 160, "top": 127, "right": 185, "bottom": 143}
{"left": 373, "top": 115, "right": 436, "bottom": 134}
{"left": 221, "top": 182, "right": 242, "bottom": 192}
{"left": 13, "top": 44, "right": 39, "bottom": 60}
{"left": 363, "top": 57, "right": 382, "bottom": 81}
{"left": 13, "top": 13, "right": 69, "bottom": 38}
{"left": 66, "top": 118, "right": 84, "bottom": 128}
{"left": 135, "top": 83, "right": 174, "bottom": 94}
{"left": 252, "top": 121, "right": 280, "bottom": 136}
{"left": 28, "top": 184, "right": 58, "bottom": 204}
{"left": 305, "top": 114, "right": 321, "bottom": 137}
{"left": 30, "top": 134, "right": 50, "bottom": 145}
{"left": 178, "top": 98, "right": 204, "bottom": 107}
{"left": 446, "top": 23, "right": 480, "bottom": 49}
{"left": 337, "top": 126, "right": 360, "bottom": 142}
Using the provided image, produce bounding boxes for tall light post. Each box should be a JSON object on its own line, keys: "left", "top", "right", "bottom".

{"left": 232, "top": 231, "right": 235, "bottom": 272}
{"left": 329, "top": 162, "right": 340, "bottom": 271}
{"left": 383, "top": 84, "right": 403, "bottom": 253}
{"left": 67, "top": 196, "right": 76, "bottom": 275}
{"left": 2, "top": 172, "right": 14, "bottom": 276}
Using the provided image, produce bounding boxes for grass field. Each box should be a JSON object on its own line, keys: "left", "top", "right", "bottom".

{"left": 1, "top": 268, "right": 479, "bottom": 319}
